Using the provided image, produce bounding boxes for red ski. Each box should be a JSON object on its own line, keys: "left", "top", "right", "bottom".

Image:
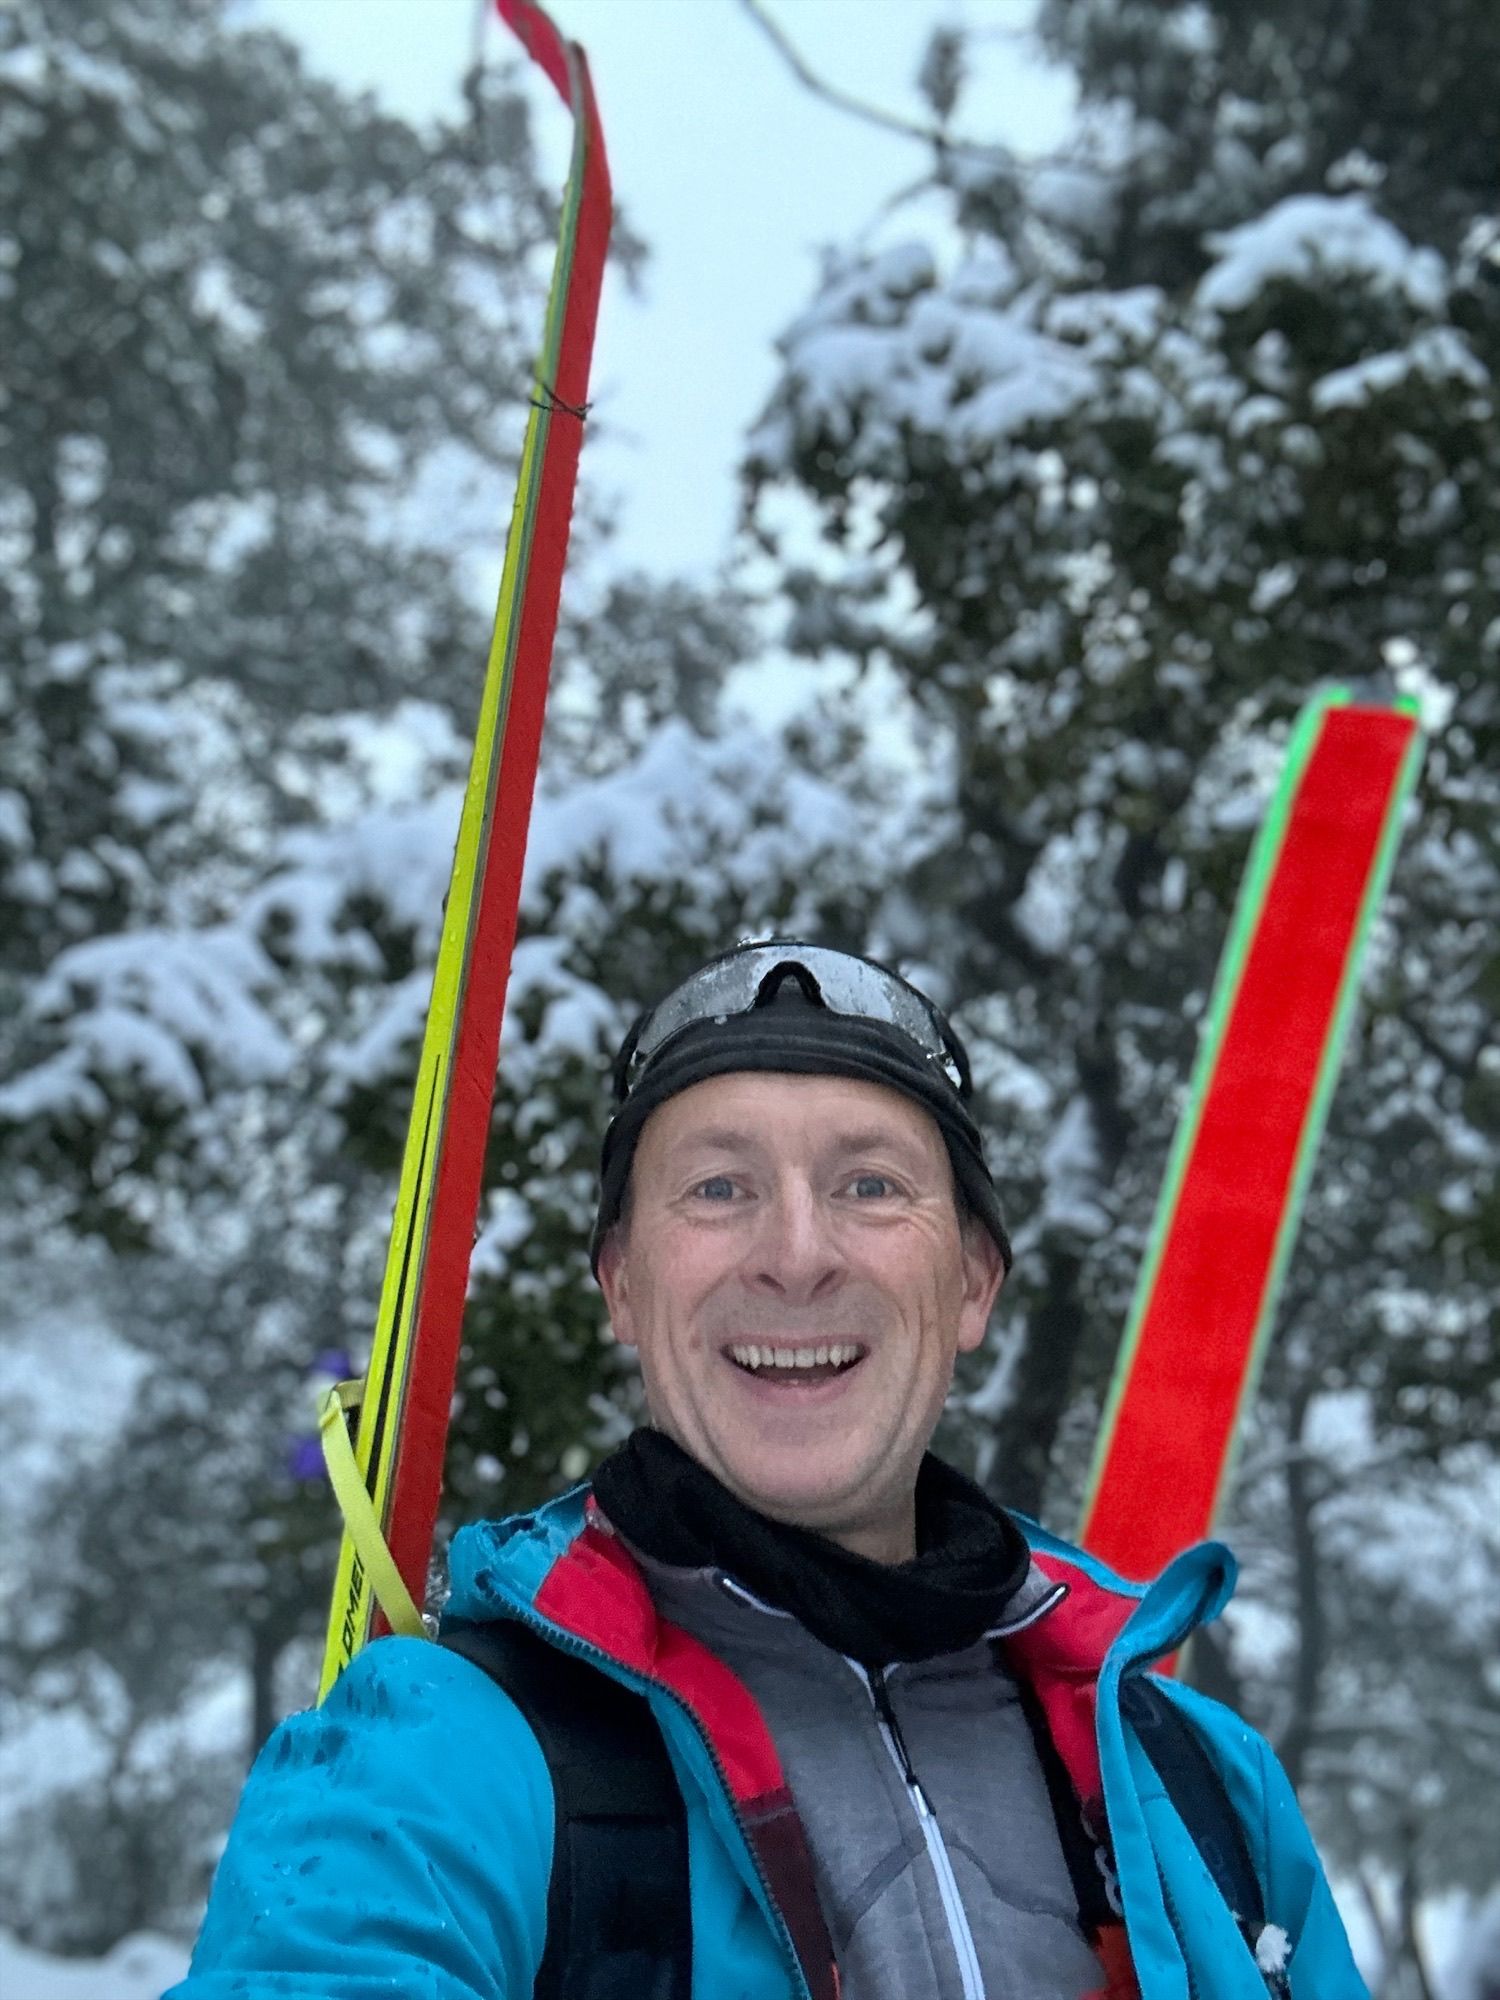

{"left": 1081, "top": 688, "right": 1424, "bottom": 1593}
{"left": 319, "top": 0, "right": 610, "bottom": 1697}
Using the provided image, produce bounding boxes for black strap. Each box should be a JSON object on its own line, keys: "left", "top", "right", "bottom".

{"left": 1015, "top": 1678, "right": 1121, "bottom": 1939}
{"left": 441, "top": 1622, "right": 692, "bottom": 2000}
{"left": 1020, "top": 1654, "right": 1273, "bottom": 1964}
{"left": 1121, "top": 1677, "right": 1269, "bottom": 1934}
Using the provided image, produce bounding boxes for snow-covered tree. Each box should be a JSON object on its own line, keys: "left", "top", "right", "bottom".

{"left": 745, "top": 0, "right": 1499, "bottom": 1946}
{"left": 0, "top": 0, "right": 782, "bottom": 1948}
{"left": 0, "top": 0, "right": 572, "bottom": 1941}
{"left": 0, "top": 0, "right": 922, "bottom": 1948}
{"left": 0, "top": 0, "right": 578, "bottom": 1242}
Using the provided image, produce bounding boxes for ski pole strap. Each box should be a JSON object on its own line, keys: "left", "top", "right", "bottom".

{"left": 319, "top": 1381, "right": 427, "bottom": 1644}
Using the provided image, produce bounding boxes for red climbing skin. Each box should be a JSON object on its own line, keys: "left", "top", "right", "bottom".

{"left": 379, "top": 2, "right": 612, "bottom": 1625}
{"left": 1082, "top": 702, "right": 1421, "bottom": 1585}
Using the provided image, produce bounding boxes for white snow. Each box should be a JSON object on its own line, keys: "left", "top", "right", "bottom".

{"left": 953, "top": 328, "right": 1098, "bottom": 452}
{"left": 1340, "top": 1885, "right": 1500, "bottom": 1999}
{"left": 70, "top": 1004, "right": 207, "bottom": 1106}
{"left": 962, "top": 1322, "right": 1027, "bottom": 1426}
{"left": 1038, "top": 1096, "right": 1109, "bottom": 1237}
{"left": 189, "top": 259, "right": 264, "bottom": 343}
{"left": 1386, "top": 656, "right": 1456, "bottom": 733}
{"left": 264, "top": 717, "right": 899, "bottom": 1095}
{"left": 1254, "top": 1922, "right": 1290, "bottom": 1974}
{"left": 1302, "top": 1388, "right": 1376, "bottom": 1467}
{"left": 0, "top": 786, "right": 31, "bottom": 850}
{"left": 0, "top": 1929, "right": 188, "bottom": 2000}
{"left": 371, "top": 193, "right": 436, "bottom": 266}
{"left": 1227, "top": 392, "right": 1288, "bottom": 437}
{"left": 1311, "top": 327, "right": 1489, "bottom": 413}
{"left": 116, "top": 775, "right": 184, "bottom": 830}
{"left": 863, "top": 241, "right": 937, "bottom": 300}
{"left": 1012, "top": 851, "right": 1075, "bottom": 956}
{"left": 1220, "top": 1597, "right": 1298, "bottom": 1677}
{"left": 1198, "top": 194, "right": 1448, "bottom": 316}
{"left": 1249, "top": 562, "right": 1297, "bottom": 613}
{"left": 504, "top": 935, "right": 620, "bottom": 1060}
{"left": 175, "top": 492, "right": 275, "bottom": 575}
{"left": 0, "top": 1697, "right": 127, "bottom": 1821}
{"left": 330, "top": 700, "right": 468, "bottom": 806}
{"left": 523, "top": 720, "right": 877, "bottom": 906}
{"left": 252, "top": 793, "right": 460, "bottom": 967}
{"left": 757, "top": 246, "right": 1130, "bottom": 479}
{"left": 1333, "top": 1459, "right": 1500, "bottom": 1644}
{"left": 1164, "top": 3, "right": 1217, "bottom": 55}
{"left": 1050, "top": 287, "right": 1166, "bottom": 351}
{"left": 9, "top": 928, "right": 293, "bottom": 1116}
{"left": 1439, "top": 1890, "right": 1500, "bottom": 2000}
{"left": 96, "top": 670, "right": 182, "bottom": 745}
{"left": 0, "top": 1044, "right": 109, "bottom": 1124}
{"left": 0, "top": 1312, "right": 148, "bottom": 1543}
{"left": 1027, "top": 161, "right": 1114, "bottom": 238}
{"left": 469, "top": 1187, "right": 534, "bottom": 1282}
{"left": 0, "top": 46, "right": 49, "bottom": 92}
{"left": 325, "top": 968, "right": 430, "bottom": 1088}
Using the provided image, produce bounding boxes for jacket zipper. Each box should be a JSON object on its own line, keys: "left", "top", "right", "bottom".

{"left": 1158, "top": 1873, "right": 1201, "bottom": 2000}
{"left": 493, "top": 1605, "right": 817, "bottom": 2000}
{"left": 852, "top": 1661, "right": 986, "bottom": 2000}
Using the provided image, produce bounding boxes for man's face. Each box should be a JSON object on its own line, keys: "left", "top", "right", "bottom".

{"left": 597, "top": 1071, "right": 1004, "bottom": 1562}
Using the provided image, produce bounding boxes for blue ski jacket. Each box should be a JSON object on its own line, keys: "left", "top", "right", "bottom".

{"left": 167, "top": 1489, "right": 1367, "bottom": 2000}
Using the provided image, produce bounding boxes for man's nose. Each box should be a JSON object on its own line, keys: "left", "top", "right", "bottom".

{"left": 746, "top": 1180, "right": 845, "bottom": 1302}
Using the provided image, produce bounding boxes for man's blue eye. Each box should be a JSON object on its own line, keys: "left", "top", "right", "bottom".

{"left": 696, "top": 1176, "right": 736, "bottom": 1201}
{"left": 851, "top": 1174, "right": 893, "bottom": 1199}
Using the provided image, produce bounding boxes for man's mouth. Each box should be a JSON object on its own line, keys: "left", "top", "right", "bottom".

{"left": 725, "top": 1342, "right": 866, "bottom": 1386}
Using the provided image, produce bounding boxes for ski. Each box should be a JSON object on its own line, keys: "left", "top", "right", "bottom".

{"left": 1080, "top": 687, "right": 1424, "bottom": 1594}
{"left": 318, "top": 0, "right": 611, "bottom": 1700}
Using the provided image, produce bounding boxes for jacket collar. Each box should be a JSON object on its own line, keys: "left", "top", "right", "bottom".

{"left": 445, "top": 1485, "right": 1236, "bottom": 1686}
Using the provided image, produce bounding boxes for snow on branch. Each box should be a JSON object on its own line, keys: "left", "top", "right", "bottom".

{"left": 1197, "top": 193, "right": 1448, "bottom": 317}
{"left": 1, "top": 929, "right": 291, "bottom": 1122}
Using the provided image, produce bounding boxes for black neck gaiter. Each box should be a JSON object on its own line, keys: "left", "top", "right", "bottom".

{"left": 591, "top": 1428, "right": 1030, "bottom": 1667}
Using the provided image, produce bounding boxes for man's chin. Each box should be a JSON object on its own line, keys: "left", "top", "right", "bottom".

{"left": 712, "top": 1447, "right": 876, "bottom": 1539}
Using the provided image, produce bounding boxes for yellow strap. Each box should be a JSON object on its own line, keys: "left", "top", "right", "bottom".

{"left": 318, "top": 1382, "right": 428, "bottom": 1644}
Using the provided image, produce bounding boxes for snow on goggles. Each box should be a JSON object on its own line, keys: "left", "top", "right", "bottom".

{"left": 613, "top": 943, "right": 972, "bottom": 1099}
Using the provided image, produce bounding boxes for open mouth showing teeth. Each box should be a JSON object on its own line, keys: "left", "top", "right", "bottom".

{"left": 726, "top": 1342, "right": 866, "bottom": 1384}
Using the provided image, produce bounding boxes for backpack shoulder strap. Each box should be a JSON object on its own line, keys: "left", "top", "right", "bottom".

{"left": 1015, "top": 1679, "right": 1122, "bottom": 1936}
{"left": 1120, "top": 1677, "right": 1276, "bottom": 1951}
{"left": 441, "top": 1620, "right": 691, "bottom": 2000}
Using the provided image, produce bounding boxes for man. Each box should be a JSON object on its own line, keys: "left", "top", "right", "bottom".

{"left": 171, "top": 940, "right": 1366, "bottom": 2000}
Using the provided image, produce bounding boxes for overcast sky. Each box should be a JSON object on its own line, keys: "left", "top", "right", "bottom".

{"left": 248, "top": 0, "right": 1073, "bottom": 583}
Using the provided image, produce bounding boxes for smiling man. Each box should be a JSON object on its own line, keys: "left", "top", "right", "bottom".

{"left": 172, "top": 941, "right": 1367, "bottom": 2000}
{"left": 598, "top": 1064, "right": 1001, "bottom": 1562}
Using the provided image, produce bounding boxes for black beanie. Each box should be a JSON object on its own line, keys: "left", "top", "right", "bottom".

{"left": 590, "top": 985, "right": 1012, "bottom": 1274}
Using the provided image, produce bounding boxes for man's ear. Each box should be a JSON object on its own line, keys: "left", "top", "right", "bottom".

{"left": 956, "top": 1218, "right": 1005, "bottom": 1355}
{"left": 596, "top": 1228, "right": 637, "bottom": 1349}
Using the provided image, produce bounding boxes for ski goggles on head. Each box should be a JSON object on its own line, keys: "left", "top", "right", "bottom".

{"left": 610, "top": 941, "right": 973, "bottom": 1102}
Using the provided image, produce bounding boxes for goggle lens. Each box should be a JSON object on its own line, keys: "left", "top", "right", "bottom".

{"left": 621, "top": 944, "right": 966, "bottom": 1095}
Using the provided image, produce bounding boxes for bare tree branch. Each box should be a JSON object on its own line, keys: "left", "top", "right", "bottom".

{"left": 737, "top": 0, "right": 1009, "bottom": 161}
{"left": 1277, "top": 1381, "right": 1326, "bottom": 1789}
{"left": 1399, "top": 1814, "right": 1440, "bottom": 2000}
{"left": 1356, "top": 1867, "right": 1394, "bottom": 1988}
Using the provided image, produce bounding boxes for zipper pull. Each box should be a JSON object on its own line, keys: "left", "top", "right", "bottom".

{"left": 869, "top": 1667, "right": 933, "bottom": 1814}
